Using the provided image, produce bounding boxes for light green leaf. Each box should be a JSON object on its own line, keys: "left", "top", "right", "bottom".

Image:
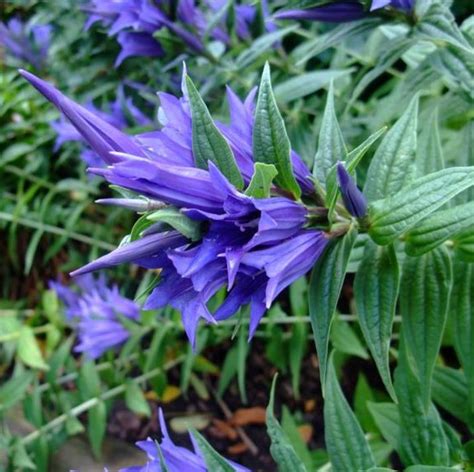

{"left": 17, "top": 326, "right": 49, "bottom": 370}
{"left": 266, "top": 375, "right": 307, "bottom": 472}
{"left": 88, "top": 400, "right": 107, "bottom": 459}
{"left": 125, "top": 380, "right": 151, "bottom": 417}
{"left": 309, "top": 229, "right": 357, "bottom": 391}
{"left": 416, "top": 108, "right": 444, "bottom": 176}
{"left": 369, "top": 167, "right": 474, "bottom": 245}
{"left": 367, "top": 402, "right": 400, "bottom": 451}
{"left": 364, "top": 95, "right": 418, "bottom": 202}
{"left": 245, "top": 162, "right": 278, "bottom": 198}
{"left": 274, "top": 69, "right": 353, "bottom": 103}
{"left": 405, "top": 201, "right": 474, "bottom": 256}
{"left": 0, "top": 372, "right": 34, "bottom": 412}
{"left": 394, "top": 340, "right": 450, "bottom": 466}
{"left": 186, "top": 75, "right": 243, "bottom": 189}
{"left": 324, "top": 356, "right": 375, "bottom": 472}
{"left": 346, "top": 127, "right": 387, "bottom": 172}
{"left": 400, "top": 246, "right": 452, "bottom": 410}
{"left": 313, "top": 82, "right": 346, "bottom": 188}
{"left": 253, "top": 63, "right": 301, "bottom": 198}
{"left": 330, "top": 317, "right": 368, "bottom": 360}
{"left": 450, "top": 258, "right": 474, "bottom": 413}
{"left": 147, "top": 207, "right": 202, "bottom": 241}
{"left": 217, "top": 346, "right": 238, "bottom": 397}
{"left": 405, "top": 466, "right": 456, "bottom": 472}
{"left": 354, "top": 374, "right": 377, "bottom": 433}
{"left": 190, "top": 429, "right": 235, "bottom": 472}
{"left": 355, "top": 241, "right": 399, "bottom": 402}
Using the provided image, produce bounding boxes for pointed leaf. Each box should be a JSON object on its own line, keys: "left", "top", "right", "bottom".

{"left": 367, "top": 402, "right": 400, "bottom": 451}
{"left": 369, "top": 167, "right": 474, "bottom": 245}
{"left": 416, "top": 108, "right": 444, "bottom": 176}
{"left": 309, "top": 229, "right": 357, "bottom": 391}
{"left": 245, "top": 163, "right": 278, "bottom": 198}
{"left": 17, "top": 326, "right": 49, "bottom": 371}
{"left": 253, "top": 63, "right": 301, "bottom": 198}
{"left": 147, "top": 207, "right": 202, "bottom": 241}
{"left": 186, "top": 75, "right": 243, "bottom": 189}
{"left": 400, "top": 246, "right": 452, "bottom": 410}
{"left": 125, "top": 380, "right": 151, "bottom": 417}
{"left": 190, "top": 429, "right": 235, "bottom": 472}
{"left": 355, "top": 241, "right": 399, "bottom": 401}
{"left": 324, "top": 356, "right": 375, "bottom": 472}
{"left": 364, "top": 95, "right": 418, "bottom": 202}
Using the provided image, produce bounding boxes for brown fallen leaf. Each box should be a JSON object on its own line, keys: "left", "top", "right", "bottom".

{"left": 304, "top": 399, "right": 316, "bottom": 412}
{"left": 298, "top": 424, "right": 313, "bottom": 444}
{"left": 212, "top": 418, "right": 238, "bottom": 441}
{"left": 231, "top": 407, "right": 266, "bottom": 426}
{"left": 227, "top": 442, "right": 248, "bottom": 455}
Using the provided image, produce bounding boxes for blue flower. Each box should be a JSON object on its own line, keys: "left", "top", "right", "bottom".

{"left": 119, "top": 409, "right": 250, "bottom": 472}
{"left": 50, "top": 274, "right": 140, "bottom": 359}
{"left": 336, "top": 162, "right": 367, "bottom": 218}
{"left": 23, "top": 69, "right": 327, "bottom": 347}
{"left": 0, "top": 18, "right": 51, "bottom": 69}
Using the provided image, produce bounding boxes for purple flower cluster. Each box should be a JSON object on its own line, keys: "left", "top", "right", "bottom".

{"left": 275, "top": 0, "right": 414, "bottom": 23}
{"left": 50, "top": 274, "right": 139, "bottom": 358}
{"left": 120, "top": 409, "right": 249, "bottom": 472}
{"left": 51, "top": 86, "right": 151, "bottom": 168}
{"left": 22, "top": 67, "right": 367, "bottom": 347}
{"left": 84, "top": 0, "right": 273, "bottom": 66}
{"left": 0, "top": 18, "right": 51, "bottom": 69}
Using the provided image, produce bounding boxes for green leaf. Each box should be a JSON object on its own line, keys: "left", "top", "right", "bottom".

{"left": 17, "top": 326, "right": 49, "bottom": 370}
{"left": 330, "top": 317, "right": 368, "bottom": 360}
{"left": 266, "top": 375, "right": 307, "bottom": 472}
{"left": 354, "top": 241, "right": 399, "bottom": 401}
{"left": 237, "top": 323, "right": 249, "bottom": 404}
{"left": 125, "top": 380, "right": 151, "bottom": 417}
{"left": 454, "top": 229, "right": 474, "bottom": 262}
{"left": 364, "top": 95, "right": 419, "bottom": 202}
{"left": 416, "top": 108, "right": 444, "bottom": 176}
{"left": 147, "top": 207, "right": 202, "bottom": 241}
{"left": 245, "top": 162, "right": 278, "bottom": 198}
{"left": 416, "top": 2, "right": 473, "bottom": 53}
{"left": 324, "top": 355, "right": 375, "bottom": 472}
{"left": 367, "top": 402, "right": 400, "bottom": 451}
{"left": 400, "top": 246, "right": 452, "bottom": 410}
{"left": 394, "top": 340, "right": 450, "bottom": 466}
{"left": 405, "top": 201, "right": 474, "bottom": 256}
{"left": 253, "top": 63, "right": 301, "bottom": 198}
{"left": 217, "top": 346, "right": 238, "bottom": 397}
{"left": 88, "top": 400, "right": 107, "bottom": 459}
{"left": 346, "top": 127, "right": 387, "bottom": 172}
{"left": 432, "top": 366, "right": 474, "bottom": 430}
{"left": 449, "top": 258, "right": 474, "bottom": 413}
{"left": 190, "top": 429, "right": 234, "bottom": 472}
{"left": 185, "top": 75, "right": 243, "bottom": 189}
{"left": 309, "top": 229, "right": 357, "bottom": 391}
{"left": 354, "top": 374, "right": 377, "bottom": 433}
{"left": 368, "top": 167, "right": 474, "bottom": 245}
{"left": 274, "top": 69, "right": 353, "bottom": 103}
{"left": 0, "top": 372, "right": 34, "bottom": 412}
{"left": 313, "top": 82, "right": 346, "bottom": 188}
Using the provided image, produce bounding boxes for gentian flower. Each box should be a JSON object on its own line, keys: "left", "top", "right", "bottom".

{"left": 336, "top": 162, "right": 367, "bottom": 217}
{"left": 21, "top": 68, "right": 331, "bottom": 347}
{"left": 0, "top": 18, "right": 51, "bottom": 69}
{"left": 274, "top": 0, "right": 414, "bottom": 23}
{"left": 120, "top": 409, "right": 250, "bottom": 472}
{"left": 51, "top": 85, "right": 151, "bottom": 167}
{"left": 84, "top": 0, "right": 273, "bottom": 65}
{"left": 50, "top": 274, "right": 140, "bottom": 359}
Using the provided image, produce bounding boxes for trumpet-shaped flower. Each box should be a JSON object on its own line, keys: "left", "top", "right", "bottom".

{"left": 120, "top": 409, "right": 250, "bottom": 472}
{"left": 22, "top": 69, "right": 327, "bottom": 346}
{"left": 50, "top": 274, "right": 139, "bottom": 359}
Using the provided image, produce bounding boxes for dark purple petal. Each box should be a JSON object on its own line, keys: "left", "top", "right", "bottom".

{"left": 275, "top": 2, "right": 366, "bottom": 22}
{"left": 336, "top": 162, "right": 368, "bottom": 217}
{"left": 115, "top": 31, "right": 164, "bottom": 67}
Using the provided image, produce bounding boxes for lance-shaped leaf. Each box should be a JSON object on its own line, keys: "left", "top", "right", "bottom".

{"left": 367, "top": 402, "right": 400, "bottom": 451}
{"left": 245, "top": 162, "right": 278, "bottom": 198}
{"left": 253, "top": 63, "right": 301, "bottom": 198}
{"left": 400, "top": 246, "right": 452, "bottom": 411}
{"left": 369, "top": 166, "right": 474, "bottom": 245}
{"left": 189, "top": 429, "right": 235, "bottom": 472}
{"left": 185, "top": 75, "right": 243, "bottom": 189}
{"left": 405, "top": 201, "right": 474, "bottom": 256}
{"left": 313, "top": 82, "right": 346, "bottom": 187}
{"left": 450, "top": 258, "right": 474, "bottom": 413}
{"left": 416, "top": 108, "right": 444, "bottom": 177}
{"left": 394, "top": 340, "right": 450, "bottom": 466}
{"left": 324, "top": 355, "right": 375, "bottom": 472}
{"left": 364, "top": 95, "right": 418, "bottom": 202}
{"left": 147, "top": 207, "right": 202, "bottom": 241}
{"left": 266, "top": 375, "right": 307, "bottom": 472}
{"left": 355, "top": 241, "right": 399, "bottom": 402}
{"left": 309, "top": 229, "right": 357, "bottom": 391}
